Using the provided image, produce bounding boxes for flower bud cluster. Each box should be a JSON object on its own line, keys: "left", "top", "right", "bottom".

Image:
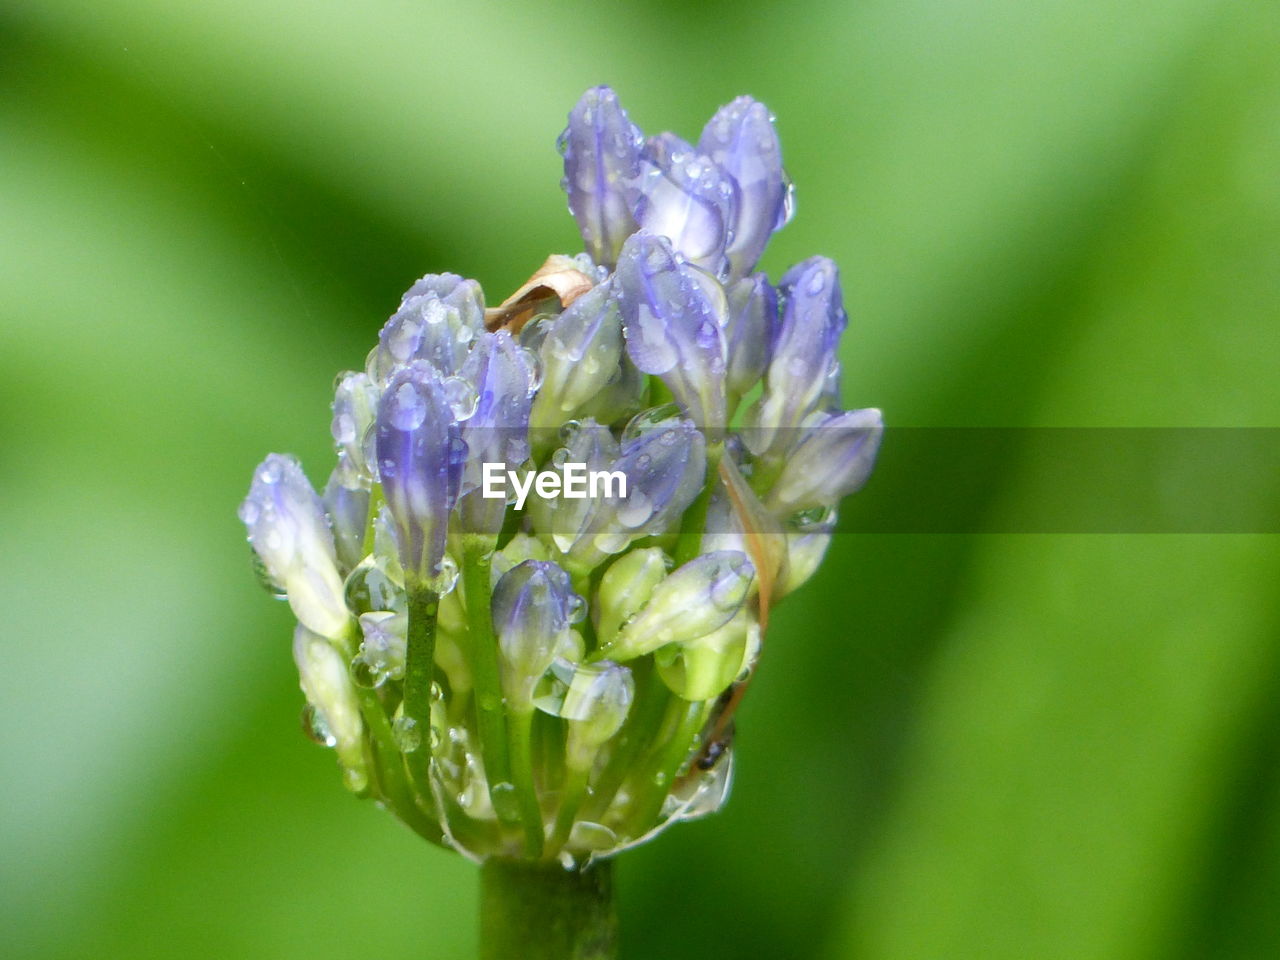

{"left": 240, "top": 86, "right": 881, "bottom": 865}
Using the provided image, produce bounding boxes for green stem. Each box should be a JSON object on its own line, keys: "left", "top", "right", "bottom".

{"left": 460, "top": 535, "right": 513, "bottom": 803}
{"left": 403, "top": 578, "right": 439, "bottom": 803}
{"left": 624, "top": 697, "right": 709, "bottom": 836}
{"left": 583, "top": 665, "right": 670, "bottom": 824}
{"left": 547, "top": 762, "right": 591, "bottom": 858}
{"left": 580, "top": 665, "right": 668, "bottom": 824}
{"left": 480, "top": 859, "right": 617, "bottom": 960}
{"left": 507, "top": 706, "right": 546, "bottom": 858}
{"left": 333, "top": 625, "right": 439, "bottom": 840}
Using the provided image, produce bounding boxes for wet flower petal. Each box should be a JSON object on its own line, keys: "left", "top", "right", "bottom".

{"left": 698, "top": 96, "right": 789, "bottom": 279}
{"left": 240, "top": 453, "right": 349, "bottom": 638}
{"left": 559, "top": 86, "right": 645, "bottom": 268}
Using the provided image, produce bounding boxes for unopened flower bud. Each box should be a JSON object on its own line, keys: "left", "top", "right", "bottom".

{"left": 779, "top": 531, "right": 833, "bottom": 598}
{"left": 655, "top": 611, "right": 760, "bottom": 701}
{"left": 331, "top": 372, "right": 379, "bottom": 485}
{"left": 356, "top": 610, "right": 405, "bottom": 685}
{"left": 634, "top": 132, "right": 739, "bottom": 274}
{"left": 698, "top": 96, "right": 789, "bottom": 280}
{"left": 562, "top": 661, "right": 634, "bottom": 770}
{"left": 595, "top": 547, "right": 669, "bottom": 648}
{"left": 530, "top": 283, "right": 625, "bottom": 429}
{"left": 240, "top": 454, "right": 349, "bottom": 638}
{"left": 597, "top": 551, "right": 754, "bottom": 661}
{"left": 293, "top": 625, "right": 366, "bottom": 790}
{"left": 323, "top": 467, "right": 370, "bottom": 574}
{"left": 493, "top": 560, "right": 581, "bottom": 704}
{"left": 375, "top": 362, "right": 466, "bottom": 583}
{"left": 458, "top": 331, "right": 535, "bottom": 534}
{"left": 615, "top": 233, "right": 727, "bottom": 428}
{"left": 768, "top": 408, "right": 883, "bottom": 515}
{"left": 370, "top": 274, "right": 485, "bottom": 381}
{"left": 746, "top": 256, "right": 846, "bottom": 456}
{"left": 723, "top": 273, "right": 777, "bottom": 405}
{"left": 559, "top": 86, "right": 645, "bottom": 268}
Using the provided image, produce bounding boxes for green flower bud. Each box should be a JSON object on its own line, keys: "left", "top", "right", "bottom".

{"left": 594, "top": 547, "right": 669, "bottom": 649}
{"left": 655, "top": 612, "right": 760, "bottom": 701}
{"left": 562, "top": 660, "right": 634, "bottom": 770}
{"left": 597, "top": 551, "right": 754, "bottom": 661}
{"left": 293, "top": 625, "right": 367, "bottom": 792}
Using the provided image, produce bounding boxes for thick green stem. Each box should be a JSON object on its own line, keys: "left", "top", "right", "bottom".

{"left": 460, "top": 535, "right": 513, "bottom": 804}
{"left": 403, "top": 579, "right": 439, "bottom": 801}
{"left": 507, "top": 706, "right": 546, "bottom": 858}
{"left": 480, "top": 859, "right": 618, "bottom": 960}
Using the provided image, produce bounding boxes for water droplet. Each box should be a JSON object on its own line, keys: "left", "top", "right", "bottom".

{"left": 422, "top": 298, "right": 448, "bottom": 325}
{"left": 490, "top": 781, "right": 521, "bottom": 823}
{"left": 387, "top": 318, "right": 421, "bottom": 361}
{"left": 238, "top": 499, "right": 260, "bottom": 526}
{"left": 258, "top": 460, "right": 283, "bottom": 485}
{"left": 567, "top": 594, "right": 587, "bottom": 624}
{"left": 777, "top": 175, "right": 796, "bottom": 229}
{"left": 349, "top": 658, "right": 378, "bottom": 689}
{"left": 344, "top": 558, "right": 402, "bottom": 615}
{"left": 301, "top": 704, "right": 336, "bottom": 747}
{"left": 806, "top": 268, "right": 827, "bottom": 296}
{"left": 441, "top": 376, "right": 478, "bottom": 422}
{"left": 331, "top": 412, "right": 357, "bottom": 445}
{"left": 789, "top": 505, "right": 836, "bottom": 531}
{"left": 393, "top": 715, "right": 422, "bottom": 753}
{"left": 250, "top": 549, "right": 286, "bottom": 599}
{"left": 343, "top": 766, "right": 369, "bottom": 794}
{"left": 622, "top": 403, "right": 681, "bottom": 441}
{"left": 390, "top": 382, "right": 427, "bottom": 430}
{"left": 616, "top": 490, "right": 653, "bottom": 528}
{"left": 426, "top": 554, "right": 460, "bottom": 595}
{"left": 567, "top": 820, "right": 618, "bottom": 853}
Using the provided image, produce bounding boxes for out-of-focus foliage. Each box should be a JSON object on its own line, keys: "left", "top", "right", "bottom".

{"left": 1, "top": 2, "right": 1276, "bottom": 959}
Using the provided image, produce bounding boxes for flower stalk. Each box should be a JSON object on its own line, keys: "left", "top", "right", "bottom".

{"left": 480, "top": 859, "right": 617, "bottom": 960}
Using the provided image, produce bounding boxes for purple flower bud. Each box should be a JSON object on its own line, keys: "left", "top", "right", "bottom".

{"left": 559, "top": 86, "right": 646, "bottom": 268}
{"left": 530, "top": 283, "right": 626, "bottom": 429}
{"left": 240, "top": 454, "right": 349, "bottom": 638}
{"left": 745, "top": 256, "right": 847, "bottom": 455}
{"left": 723, "top": 273, "right": 778, "bottom": 403}
{"left": 458, "top": 331, "right": 535, "bottom": 534}
{"left": 768, "top": 408, "right": 883, "bottom": 515}
{"left": 614, "top": 233, "right": 728, "bottom": 428}
{"left": 322, "top": 466, "right": 370, "bottom": 574}
{"left": 399, "top": 273, "right": 486, "bottom": 326}
{"left": 634, "top": 133, "right": 739, "bottom": 274}
{"left": 530, "top": 418, "right": 622, "bottom": 555}
{"left": 374, "top": 361, "right": 466, "bottom": 581}
{"left": 370, "top": 274, "right": 485, "bottom": 381}
{"left": 331, "top": 372, "right": 379, "bottom": 486}
{"left": 492, "top": 560, "right": 581, "bottom": 699}
{"left": 698, "top": 97, "right": 789, "bottom": 279}
{"left": 611, "top": 417, "right": 707, "bottom": 536}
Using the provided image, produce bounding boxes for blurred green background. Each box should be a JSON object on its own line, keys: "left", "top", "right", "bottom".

{"left": 3, "top": 1, "right": 1278, "bottom": 958}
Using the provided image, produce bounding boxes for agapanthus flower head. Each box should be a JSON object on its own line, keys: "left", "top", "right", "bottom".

{"left": 240, "top": 86, "right": 881, "bottom": 867}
